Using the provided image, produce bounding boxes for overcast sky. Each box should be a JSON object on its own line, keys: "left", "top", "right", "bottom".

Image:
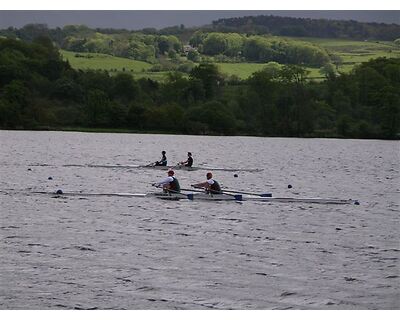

{"left": 0, "top": 11, "right": 398, "bottom": 30}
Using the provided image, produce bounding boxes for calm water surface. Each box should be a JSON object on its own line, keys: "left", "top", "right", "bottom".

{"left": 0, "top": 130, "right": 399, "bottom": 309}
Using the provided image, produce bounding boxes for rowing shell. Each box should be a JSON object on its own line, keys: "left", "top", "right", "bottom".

{"left": 30, "top": 191, "right": 241, "bottom": 201}
{"left": 28, "top": 190, "right": 358, "bottom": 204}
{"left": 63, "top": 164, "right": 262, "bottom": 172}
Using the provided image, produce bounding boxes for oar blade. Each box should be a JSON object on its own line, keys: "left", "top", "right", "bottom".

{"left": 260, "top": 193, "right": 272, "bottom": 197}
{"left": 187, "top": 194, "right": 194, "bottom": 201}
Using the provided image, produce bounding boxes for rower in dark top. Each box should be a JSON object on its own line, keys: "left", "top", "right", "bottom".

{"left": 153, "top": 170, "right": 180, "bottom": 193}
{"left": 179, "top": 152, "right": 193, "bottom": 167}
{"left": 192, "top": 172, "right": 222, "bottom": 194}
{"left": 154, "top": 151, "right": 167, "bottom": 166}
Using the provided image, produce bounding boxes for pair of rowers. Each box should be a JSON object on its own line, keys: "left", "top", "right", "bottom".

{"left": 153, "top": 170, "right": 221, "bottom": 194}
{"left": 154, "top": 151, "right": 193, "bottom": 167}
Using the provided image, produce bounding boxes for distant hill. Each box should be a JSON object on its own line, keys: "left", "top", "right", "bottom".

{"left": 211, "top": 15, "right": 400, "bottom": 41}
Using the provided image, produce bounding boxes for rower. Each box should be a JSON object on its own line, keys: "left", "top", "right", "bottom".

{"left": 179, "top": 152, "right": 193, "bottom": 167}
{"left": 192, "top": 172, "right": 221, "bottom": 194}
{"left": 153, "top": 170, "right": 180, "bottom": 193}
{"left": 154, "top": 151, "right": 167, "bottom": 166}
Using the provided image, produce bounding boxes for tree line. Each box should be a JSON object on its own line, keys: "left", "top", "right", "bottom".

{"left": 211, "top": 15, "right": 400, "bottom": 41}
{"left": 0, "top": 37, "right": 399, "bottom": 139}
{"left": 0, "top": 24, "right": 332, "bottom": 67}
{"left": 189, "top": 32, "right": 330, "bottom": 66}
{"left": 0, "top": 24, "right": 181, "bottom": 63}
{"left": 2, "top": 23, "right": 398, "bottom": 69}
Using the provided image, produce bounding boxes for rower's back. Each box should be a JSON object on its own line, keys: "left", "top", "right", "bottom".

{"left": 208, "top": 179, "right": 221, "bottom": 194}
{"left": 169, "top": 176, "right": 180, "bottom": 192}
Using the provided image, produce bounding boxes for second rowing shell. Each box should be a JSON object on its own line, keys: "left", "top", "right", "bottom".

{"left": 63, "top": 164, "right": 262, "bottom": 172}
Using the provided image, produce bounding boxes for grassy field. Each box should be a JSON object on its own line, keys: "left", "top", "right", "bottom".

{"left": 61, "top": 50, "right": 176, "bottom": 81}
{"left": 61, "top": 37, "right": 400, "bottom": 81}
{"left": 217, "top": 38, "right": 399, "bottom": 80}
{"left": 300, "top": 38, "right": 398, "bottom": 52}
{"left": 216, "top": 63, "right": 323, "bottom": 80}
{"left": 216, "top": 63, "right": 272, "bottom": 79}
{"left": 61, "top": 50, "right": 152, "bottom": 73}
{"left": 216, "top": 62, "right": 332, "bottom": 80}
{"left": 292, "top": 37, "right": 400, "bottom": 65}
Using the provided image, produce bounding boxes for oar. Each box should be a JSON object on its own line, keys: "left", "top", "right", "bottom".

{"left": 144, "top": 162, "right": 156, "bottom": 167}
{"left": 167, "top": 163, "right": 181, "bottom": 169}
{"left": 152, "top": 184, "right": 194, "bottom": 200}
{"left": 180, "top": 187, "right": 205, "bottom": 193}
{"left": 165, "top": 188, "right": 194, "bottom": 200}
{"left": 220, "top": 189, "right": 272, "bottom": 197}
{"left": 189, "top": 186, "right": 243, "bottom": 201}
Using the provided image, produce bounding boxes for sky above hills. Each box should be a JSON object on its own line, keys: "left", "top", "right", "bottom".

{"left": 0, "top": 11, "right": 399, "bottom": 29}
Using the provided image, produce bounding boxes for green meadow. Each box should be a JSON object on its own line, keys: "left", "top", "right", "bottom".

{"left": 61, "top": 50, "right": 176, "bottom": 81}
{"left": 61, "top": 50, "right": 152, "bottom": 73}
{"left": 61, "top": 37, "right": 400, "bottom": 81}
{"left": 294, "top": 37, "right": 400, "bottom": 64}
{"left": 217, "top": 38, "right": 400, "bottom": 80}
{"left": 216, "top": 63, "right": 272, "bottom": 79}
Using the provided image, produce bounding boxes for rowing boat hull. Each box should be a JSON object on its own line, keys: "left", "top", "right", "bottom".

{"left": 63, "top": 164, "right": 262, "bottom": 172}
{"left": 147, "top": 192, "right": 241, "bottom": 201}
{"left": 191, "top": 193, "right": 242, "bottom": 201}
{"left": 26, "top": 190, "right": 357, "bottom": 204}
{"left": 147, "top": 192, "right": 188, "bottom": 200}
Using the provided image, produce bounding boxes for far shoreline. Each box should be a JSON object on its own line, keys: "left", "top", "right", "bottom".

{"left": 0, "top": 127, "right": 399, "bottom": 141}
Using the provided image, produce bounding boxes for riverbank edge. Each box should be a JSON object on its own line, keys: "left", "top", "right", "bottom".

{"left": 1, "top": 126, "right": 399, "bottom": 140}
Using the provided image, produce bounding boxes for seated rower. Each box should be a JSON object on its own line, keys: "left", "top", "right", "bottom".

{"left": 154, "top": 150, "right": 167, "bottom": 166}
{"left": 192, "top": 172, "right": 222, "bottom": 194}
{"left": 179, "top": 152, "right": 193, "bottom": 167}
{"left": 153, "top": 170, "right": 180, "bottom": 193}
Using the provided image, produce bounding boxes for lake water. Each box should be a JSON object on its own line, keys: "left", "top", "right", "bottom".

{"left": 0, "top": 130, "right": 399, "bottom": 309}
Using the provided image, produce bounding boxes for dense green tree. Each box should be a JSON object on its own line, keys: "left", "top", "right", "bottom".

{"left": 157, "top": 35, "right": 181, "bottom": 55}
{"left": 185, "top": 101, "right": 236, "bottom": 134}
{"left": 354, "top": 66, "right": 388, "bottom": 106}
{"left": 16, "top": 24, "right": 50, "bottom": 42}
{"left": 112, "top": 73, "right": 140, "bottom": 103}
{"left": 312, "top": 100, "right": 336, "bottom": 132}
{"left": 159, "top": 103, "right": 185, "bottom": 131}
{"left": 187, "top": 50, "right": 200, "bottom": 62}
{"left": 337, "top": 115, "right": 353, "bottom": 137}
{"left": 320, "top": 63, "right": 336, "bottom": 78}
{"left": 243, "top": 36, "right": 277, "bottom": 62}
{"left": 52, "top": 77, "right": 84, "bottom": 102}
{"left": 85, "top": 89, "right": 110, "bottom": 126}
{"left": 377, "top": 86, "right": 400, "bottom": 138}
{"left": 108, "top": 101, "right": 128, "bottom": 127}
{"left": 189, "top": 31, "right": 206, "bottom": 47}
{"left": 279, "top": 65, "right": 309, "bottom": 84}
{"left": 78, "top": 70, "right": 112, "bottom": 95}
{"left": 177, "top": 61, "right": 195, "bottom": 73}
{"left": 161, "top": 72, "right": 191, "bottom": 104}
{"left": 2, "top": 80, "right": 31, "bottom": 109}
{"left": 200, "top": 33, "right": 245, "bottom": 57}
{"left": 190, "top": 64, "right": 222, "bottom": 99}
{"left": 127, "top": 103, "right": 146, "bottom": 129}
{"left": 202, "top": 33, "right": 227, "bottom": 55}
{"left": 0, "top": 98, "right": 21, "bottom": 127}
